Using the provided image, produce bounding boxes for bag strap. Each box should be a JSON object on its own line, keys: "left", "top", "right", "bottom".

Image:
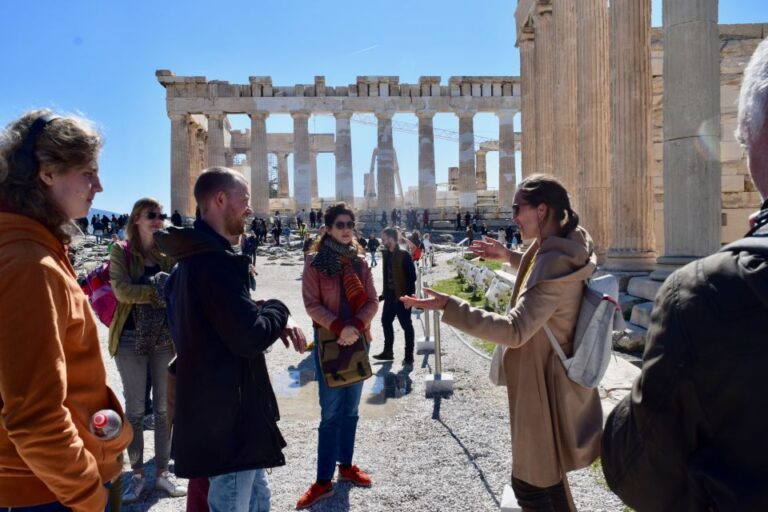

{"left": 543, "top": 323, "right": 568, "bottom": 363}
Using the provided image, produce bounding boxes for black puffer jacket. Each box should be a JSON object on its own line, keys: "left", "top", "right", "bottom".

{"left": 156, "top": 220, "right": 290, "bottom": 479}
{"left": 602, "top": 208, "right": 768, "bottom": 511}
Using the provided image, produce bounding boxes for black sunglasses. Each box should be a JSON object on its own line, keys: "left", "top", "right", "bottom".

{"left": 333, "top": 221, "right": 355, "bottom": 230}
{"left": 146, "top": 211, "right": 167, "bottom": 221}
{"left": 512, "top": 203, "right": 532, "bottom": 216}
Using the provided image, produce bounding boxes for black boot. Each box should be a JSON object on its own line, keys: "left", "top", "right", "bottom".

{"left": 373, "top": 351, "right": 394, "bottom": 361}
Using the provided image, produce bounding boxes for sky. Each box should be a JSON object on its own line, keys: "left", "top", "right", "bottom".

{"left": 1, "top": 0, "right": 765, "bottom": 214}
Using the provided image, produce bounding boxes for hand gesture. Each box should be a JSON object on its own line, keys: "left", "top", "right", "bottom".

{"left": 400, "top": 288, "right": 449, "bottom": 311}
{"left": 469, "top": 236, "right": 509, "bottom": 262}
{"left": 280, "top": 317, "right": 307, "bottom": 353}
{"left": 338, "top": 325, "right": 360, "bottom": 346}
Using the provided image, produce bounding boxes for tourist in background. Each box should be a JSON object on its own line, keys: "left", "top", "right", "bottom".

{"left": 0, "top": 110, "right": 132, "bottom": 511}
{"left": 298, "top": 203, "right": 378, "bottom": 509}
{"left": 403, "top": 175, "right": 602, "bottom": 510}
{"left": 455, "top": 210, "right": 462, "bottom": 230}
{"left": 367, "top": 232, "right": 380, "bottom": 267}
{"left": 422, "top": 232, "right": 434, "bottom": 267}
{"left": 171, "top": 209, "right": 183, "bottom": 227}
{"left": 422, "top": 208, "right": 430, "bottom": 231}
{"left": 380, "top": 209, "right": 387, "bottom": 228}
{"left": 109, "top": 197, "right": 185, "bottom": 502}
{"left": 309, "top": 208, "right": 317, "bottom": 228}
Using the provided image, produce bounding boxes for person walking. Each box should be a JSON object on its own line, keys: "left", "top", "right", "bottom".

{"left": 109, "top": 198, "right": 185, "bottom": 502}
{"left": 367, "top": 232, "right": 380, "bottom": 267}
{"left": 297, "top": 204, "right": 378, "bottom": 509}
{"left": 455, "top": 210, "right": 462, "bottom": 230}
{"left": 464, "top": 211, "right": 471, "bottom": 229}
{"left": 0, "top": 110, "right": 132, "bottom": 511}
{"left": 309, "top": 208, "right": 316, "bottom": 229}
{"left": 374, "top": 228, "right": 417, "bottom": 365}
{"left": 422, "top": 209, "right": 430, "bottom": 231}
{"left": 171, "top": 209, "right": 183, "bottom": 227}
{"left": 380, "top": 210, "right": 387, "bottom": 228}
{"left": 403, "top": 175, "right": 602, "bottom": 510}
{"left": 156, "top": 167, "right": 306, "bottom": 511}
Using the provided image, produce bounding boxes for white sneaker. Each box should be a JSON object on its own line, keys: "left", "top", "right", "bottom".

{"left": 156, "top": 470, "right": 187, "bottom": 497}
{"left": 123, "top": 473, "right": 145, "bottom": 503}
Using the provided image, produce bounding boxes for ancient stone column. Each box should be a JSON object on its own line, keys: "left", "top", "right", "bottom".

{"left": 206, "top": 112, "right": 226, "bottom": 167}
{"left": 310, "top": 151, "right": 318, "bottom": 201}
{"left": 654, "top": 0, "right": 721, "bottom": 278}
{"left": 276, "top": 152, "right": 289, "bottom": 198}
{"left": 534, "top": 3, "right": 555, "bottom": 176}
{"left": 376, "top": 111, "right": 395, "bottom": 208}
{"left": 334, "top": 111, "right": 354, "bottom": 203}
{"left": 416, "top": 110, "right": 437, "bottom": 208}
{"left": 169, "top": 113, "right": 191, "bottom": 216}
{"left": 576, "top": 0, "right": 611, "bottom": 262}
{"left": 475, "top": 150, "right": 488, "bottom": 191}
{"left": 553, "top": 0, "right": 579, "bottom": 206}
{"left": 519, "top": 28, "right": 537, "bottom": 178}
{"left": 249, "top": 112, "right": 270, "bottom": 217}
{"left": 291, "top": 112, "right": 312, "bottom": 211}
{"left": 605, "top": 0, "right": 656, "bottom": 271}
{"left": 497, "top": 109, "right": 517, "bottom": 206}
{"left": 457, "top": 110, "right": 477, "bottom": 208}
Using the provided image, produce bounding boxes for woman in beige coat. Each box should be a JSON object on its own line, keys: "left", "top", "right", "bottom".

{"left": 402, "top": 174, "right": 602, "bottom": 511}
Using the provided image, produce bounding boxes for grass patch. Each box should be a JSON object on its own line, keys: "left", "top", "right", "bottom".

{"left": 471, "top": 338, "right": 496, "bottom": 356}
{"left": 461, "top": 254, "right": 503, "bottom": 271}
{"left": 432, "top": 276, "right": 497, "bottom": 357}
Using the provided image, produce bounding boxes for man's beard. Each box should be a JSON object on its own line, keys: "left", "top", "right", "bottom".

{"left": 225, "top": 209, "right": 246, "bottom": 237}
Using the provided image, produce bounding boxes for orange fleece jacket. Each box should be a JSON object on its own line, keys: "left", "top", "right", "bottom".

{"left": 0, "top": 213, "right": 132, "bottom": 510}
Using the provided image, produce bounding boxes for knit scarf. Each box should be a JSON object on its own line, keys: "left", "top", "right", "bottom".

{"left": 312, "top": 237, "right": 368, "bottom": 313}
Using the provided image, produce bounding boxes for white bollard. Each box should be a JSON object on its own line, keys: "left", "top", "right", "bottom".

{"left": 416, "top": 301, "right": 434, "bottom": 353}
{"left": 425, "top": 310, "right": 454, "bottom": 396}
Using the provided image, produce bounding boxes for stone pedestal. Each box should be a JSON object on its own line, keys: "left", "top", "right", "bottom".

{"left": 206, "top": 112, "right": 226, "bottom": 167}
{"left": 457, "top": 111, "right": 477, "bottom": 208}
{"left": 169, "top": 113, "right": 191, "bottom": 217}
{"left": 249, "top": 112, "right": 270, "bottom": 217}
{"left": 519, "top": 29, "right": 537, "bottom": 178}
{"left": 497, "top": 110, "right": 517, "bottom": 206}
{"left": 334, "top": 112, "right": 354, "bottom": 203}
{"left": 605, "top": 0, "right": 656, "bottom": 272}
{"left": 416, "top": 111, "right": 437, "bottom": 208}
{"left": 553, "top": 0, "right": 579, "bottom": 205}
{"left": 534, "top": 4, "right": 555, "bottom": 175}
{"left": 292, "top": 112, "right": 312, "bottom": 212}
{"left": 276, "top": 152, "right": 289, "bottom": 198}
{"left": 376, "top": 112, "right": 395, "bottom": 208}
{"left": 475, "top": 150, "right": 488, "bottom": 190}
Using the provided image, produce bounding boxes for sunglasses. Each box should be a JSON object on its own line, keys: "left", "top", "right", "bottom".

{"left": 512, "top": 203, "right": 533, "bottom": 216}
{"left": 333, "top": 221, "right": 355, "bottom": 230}
{"left": 146, "top": 211, "right": 167, "bottom": 221}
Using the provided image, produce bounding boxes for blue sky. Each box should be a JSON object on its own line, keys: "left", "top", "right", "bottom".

{"left": 1, "top": 0, "right": 765, "bottom": 214}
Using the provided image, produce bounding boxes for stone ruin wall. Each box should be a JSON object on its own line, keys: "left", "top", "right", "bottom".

{"left": 651, "top": 23, "right": 768, "bottom": 251}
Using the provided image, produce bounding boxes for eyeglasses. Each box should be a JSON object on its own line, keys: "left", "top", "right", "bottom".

{"left": 512, "top": 203, "right": 533, "bottom": 217}
{"left": 146, "top": 211, "right": 167, "bottom": 221}
{"left": 333, "top": 221, "right": 355, "bottom": 230}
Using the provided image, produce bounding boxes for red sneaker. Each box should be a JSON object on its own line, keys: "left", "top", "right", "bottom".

{"left": 337, "top": 464, "right": 372, "bottom": 487}
{"left": 296, "top": 482, "right": 334, "bottom": 510}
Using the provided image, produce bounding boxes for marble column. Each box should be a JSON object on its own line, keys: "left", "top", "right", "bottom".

{"left": 457, "top": 110, "right": 477, "bottom": 208}
{"left": 169, "top": 113, "right": 191, "bottom": 217}
{"left": 291, "top": 112, "right": 312, "bottom": 211}
{"left": 334, "top": 112, "right": 354, "bottom": 203}
{"left": 576, "top": 0, "right": 611, "bottom": 263}
{"left": 605, "top": 0, "right": 656, "bottom": 271}
{"left": 520, "top": 28, "right": 537, "bottom": 178}
{"left": 206, "top": 112, "right": 226, "bottom": 167}
{"left": 376, "top": 111, "right": 395, "bottom": 208}
{"left": 553, "top": 0, "right": 579, "bottom": 207}
{"left": 310, "top": 151, "right": 318, "bottom": 201}
{"left": 497, "top": 109, "right": 517, "bottom": 207}
{"left": 276, "top": 152, "right": 289, "bottom": 198}
{"left": 416, "top": 110, "right": 436, "bottom": 208}
{"left": 534, "top": 3, "right": 555, "bottom": 175}
{"left": 654, "top": 0, "right": 721, "bottom": 278}
{"left": 475, "top": 150, "right": 488, "bottom": 191}
{"left": 249, "top": 112, "right": 270, "bottom": 217}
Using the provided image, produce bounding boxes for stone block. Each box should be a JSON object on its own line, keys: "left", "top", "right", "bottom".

{"left": 425, "top": 373, "right": 454, "bottom": 396}
{"left": 722, "top": 174, "right": 745, "bottom": 193}
{"left": 721, "top": 115, "right": 738, "bottom": 142}
{"left": 630, "top": 302, "right": 654, "bottom": 329}
{"left": 721, "top": 140, "right": 745, "bottom": 162}
{"left": 652, "top": 56, "right": 663, "bottom": 76}
{"left": 501, "top": 485, "right": 522, "bottom": 512}
{"left": 718, "top": 24, "right": 765, "bottom": 39}
{"left": 627, "top": 277, "right": 663, "bottom": 302}
{"left": 722, "top": 207, "right": 760, "bottom": 243}
{"left": 416, "top": 338, "right": 435, "bottom": 354}
{"left": 614, "top": 323, "right": 648, "bottom": 353}
{"left": 721, "top": 85, "right": 740, "bottom": 115}
{"left": 619, "top": 293, "right": 646, "bottom": 319}
{"left": 722, "top": 191, "right": 762, "bottom": 209}
{"left": 664, "top": 1, "right": 717, "bottom": 26}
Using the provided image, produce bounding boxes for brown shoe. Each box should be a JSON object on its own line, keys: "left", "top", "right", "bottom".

{"left": 296, "top": 482, "right": 334, "bottom": 510}
{"left": 338, "top": 464, "right": 372, "bottom": 487}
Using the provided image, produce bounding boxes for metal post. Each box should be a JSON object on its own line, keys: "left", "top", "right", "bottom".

{"left": 416, "top": 267, "right": 424, "bottom": 298}
{"left": 424, "top": 303, "right": 431, "bottom": 338}
{"left": 433, "top": 310, "right": 442, "bottom": 375}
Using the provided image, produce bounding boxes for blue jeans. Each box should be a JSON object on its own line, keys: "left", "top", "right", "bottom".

{"left": 207, "top": 469, "right": 270, "bottom": 512}
{"left": 314, "top": 342, "right": 364, "bottom": 481}
{"left": 369, "top": 250, "right": 377, "bottom": 266}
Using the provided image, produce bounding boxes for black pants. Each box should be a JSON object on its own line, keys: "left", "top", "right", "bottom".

{"left": 381, "top": 295, "right": 414, "bottom": 357}
{"left": 511, "top": 476, "right": 571, "bottom": 512}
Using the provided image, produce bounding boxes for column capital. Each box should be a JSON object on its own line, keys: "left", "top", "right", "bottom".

{"left": 334, "top": 111, "right": 353, "bottom": 120}
{"left": 455, "top": 109, "right": 476, "bottom": 119}
{"left": 415, "top": 110, "right": 436, "bottom": 120}
{"left": 168, "top": 112, "right": 188, "bottom": 122}
{"left": 476, "top": 149, "right": 488, "bottom": 156}
{"left": 291, "top": 111, "right": 310, "bottom": 120}
{"left": 496, "top": 109, "right": 517, "bottom": 119}
{"left": 204, "top": 111, "right": 226, "bottom": 121}
{"left": 248, "top": 111, "right": 269, "bottom": 121}
{"left": 375, "top": 110, "right": 394, "bottom": 120}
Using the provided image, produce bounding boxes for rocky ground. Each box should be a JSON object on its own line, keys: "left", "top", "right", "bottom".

{"left": 74, "top": 234, "right": 631, "bottom": 511}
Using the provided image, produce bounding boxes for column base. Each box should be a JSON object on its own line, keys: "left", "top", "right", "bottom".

{"left": 603, "top": 250, "right": 657, "bottom": 272}
{"left": 650, "top": 256, "right": 698, "bottom": 282}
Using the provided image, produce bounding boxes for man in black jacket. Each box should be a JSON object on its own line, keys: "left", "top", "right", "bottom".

{"left": 602, "top": 38, "right": 768, "bottom": 511}
{"left": 157, "top": 167, "right": 306, "bottom": 510}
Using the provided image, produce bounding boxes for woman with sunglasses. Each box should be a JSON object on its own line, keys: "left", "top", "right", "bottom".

{"left": 297, "top": 203, "right": 379, "bottom": 510}
{"left": 109, "top": 198, "right": 186, "bottom": 502}
{"left": 402, "top": 175, "right": 602, "bottom": 511}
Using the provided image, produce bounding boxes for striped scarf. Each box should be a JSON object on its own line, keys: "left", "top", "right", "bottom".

{"left": 312, "top": 238, "right": 368, "bottom": 314}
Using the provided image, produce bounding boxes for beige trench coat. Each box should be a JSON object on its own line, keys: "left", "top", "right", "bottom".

{"left": 442, "top": 226, "right": 602, "bottom": 487}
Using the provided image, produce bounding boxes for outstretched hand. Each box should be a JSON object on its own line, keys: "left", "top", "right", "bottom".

{"left": 400, "top": 288, "right": 449, "bottom": 311}
{"left": 280, "top": 317, "right": 307, "bottom": 353}
{"left": 469, "top": 236, "right": 509, "bottom": 262}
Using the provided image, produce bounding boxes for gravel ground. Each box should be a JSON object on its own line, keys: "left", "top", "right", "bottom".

{"left": 96, "top": 245, "right": 627, "bottom": 511}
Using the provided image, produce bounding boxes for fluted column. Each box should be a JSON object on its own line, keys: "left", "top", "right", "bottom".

{"left": 534, "top": 2, "right": 555, "bottom": 176}
{"left": 553, "top": 0, "right": 579, "bottom": 206}
{"left": 497, "top": 109, "right": 517, "bottom": 207}
{"left": 605, "top": 0, "right": 656, "bottom": 271}
{"left": 576, "top": 0, "right": 611, "bottom": 263}
{"left": 310, "top": 151, "right": 318, "bottom": 200}
{"left": 334, "top": 112, "right": 354, "bottom": 203}
{"left": 416, "top": 110, "right": 437, "bottom": 208}
{"left": 249, "top": 112, "right": 269, "bottom": 217}
{"left": 276, "top": 152, "right": 289, "bottom": 198}
{"left": 376, "top": 111, "right": 395, "bottom": 208}
{"left": 292, "top": 112, "right": 312, "bottom": 211}
{"left": 654, "top": 0, "right": 721, "bottom": 278}
{"left": 206, "top": 112, "right": 226, "bottom": 167}
{"left": 520, "top": 28, "right": 537, "bottom": 178}
{"left": 169, "top": 113, "right": 191, "bottom": 216}
{"left": 475, "top": 150, "right": 488, "bottom": 190}
{"left": 457, "top": 110, "right": 477, "bottom": 208}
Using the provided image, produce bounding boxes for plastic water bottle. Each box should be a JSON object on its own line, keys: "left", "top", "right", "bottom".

{"left": 90, "top": 409, "right": 122, "bottom": 440}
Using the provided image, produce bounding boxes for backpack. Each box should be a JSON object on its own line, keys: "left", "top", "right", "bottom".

{"left": 542, "top": 274, "right": 625, "bottom": 388}
{"left": 80, "top": 241, "right": 130, "bottom": 327}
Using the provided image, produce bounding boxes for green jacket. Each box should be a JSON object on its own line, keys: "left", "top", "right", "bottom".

{"left": 107, "top": 241, "right": 175, "bottom": 356}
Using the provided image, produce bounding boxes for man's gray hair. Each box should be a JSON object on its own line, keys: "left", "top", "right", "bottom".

{"left": 736, "top": 37, "right": 768, "bottom": 147}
